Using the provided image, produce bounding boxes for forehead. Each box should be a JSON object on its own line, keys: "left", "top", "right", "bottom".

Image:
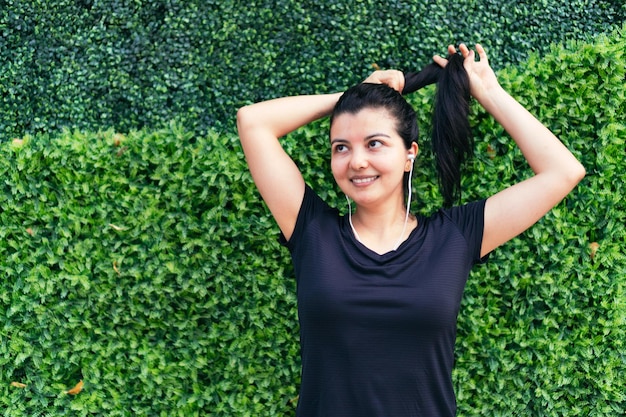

{"left": 330, "top": 107, "right": 398, "bottom": 139}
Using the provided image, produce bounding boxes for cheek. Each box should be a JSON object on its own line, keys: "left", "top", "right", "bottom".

{"left": 330, "top": 156, "right": 341, "bottom": 178}
{"left": 330, "top": 156, "right": 349, "bottom": 186}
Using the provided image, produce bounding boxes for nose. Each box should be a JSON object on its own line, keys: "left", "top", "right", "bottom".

{"left": 350, "top": 149, "right": 369, "bottom": 170}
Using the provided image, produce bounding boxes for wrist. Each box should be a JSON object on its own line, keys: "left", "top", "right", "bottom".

{"left": 474, "top": 83, "right": 508, "bottom": 111}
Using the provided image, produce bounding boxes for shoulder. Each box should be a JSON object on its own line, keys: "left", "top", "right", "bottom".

{"left": 424, "top": 199, "right": 486, "bottom": 229}
{"left": 300, "top": 184, "right": 337, "bottom": 219}
{"left": 423, "top": 199, "right": 487, "bottom": 263}
{"left": 280, "top": 185, "right": 339, "bottom": 248}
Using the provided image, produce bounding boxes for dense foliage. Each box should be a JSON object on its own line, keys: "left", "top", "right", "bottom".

{"left": 1, "top": 24, "right": 625, "bottom": 415}
{"left": 1, "top": 126, "right": 300, "bottom": 415}
{"left": 1, "top": 0, "right": 625, "bottom": 141}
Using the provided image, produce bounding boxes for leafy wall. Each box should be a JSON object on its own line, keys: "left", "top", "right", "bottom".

{"left": 1, "top": 25, "right": 625, "bottom": 415}
{"left": 1, "top": 0, "right": 625, "bottom": 141}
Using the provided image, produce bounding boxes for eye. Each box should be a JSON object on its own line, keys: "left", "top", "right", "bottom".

{"left": 368, "top": 140, "right": 383, "bottom": 149}
{"left": 333, "top": 144, "right": 348, "bottom": 153}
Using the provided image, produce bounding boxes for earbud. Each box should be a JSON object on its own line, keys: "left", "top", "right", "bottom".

{"left": 407, "top": 153, "right": 415, "bottom": 162}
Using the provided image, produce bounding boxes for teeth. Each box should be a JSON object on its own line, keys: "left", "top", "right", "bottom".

{"left": 352, "top": 176, "right": 377, "bottom": 184}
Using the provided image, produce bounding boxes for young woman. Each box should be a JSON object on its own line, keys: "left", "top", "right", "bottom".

{"left": 236, "top": 44, "right": 585, "bottom": 416}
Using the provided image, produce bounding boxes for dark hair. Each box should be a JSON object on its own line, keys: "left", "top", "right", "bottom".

{"left": 331, "top": 53, "right": 472, "bottom": 207}
{"left": 331, "top": 82, "right": 419, "bottom": 149}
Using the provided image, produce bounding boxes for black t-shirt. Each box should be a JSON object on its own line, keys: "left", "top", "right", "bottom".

{"left": 281, "top": 185, "right": 487, "bottom": 417}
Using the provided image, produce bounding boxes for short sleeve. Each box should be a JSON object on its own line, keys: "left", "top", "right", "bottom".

{"left": 278, "top": 184, "right": 330, "bottom": 251}
{"left": 441, "top": 199, "right": 488, "bottom": 264}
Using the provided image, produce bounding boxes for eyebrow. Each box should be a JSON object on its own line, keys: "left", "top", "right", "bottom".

{"left": 330, "top": 133, "right": 392, "bottom": 145}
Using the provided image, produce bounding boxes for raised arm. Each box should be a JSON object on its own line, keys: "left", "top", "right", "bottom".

{"left": 237, "top": 71, "right": 405, "bottom": 241}
{"left": 437, "top": 44, "right": 585, "bottom": 257}
{"left": 236, "top": 93, "right": 341, "bottom": 240}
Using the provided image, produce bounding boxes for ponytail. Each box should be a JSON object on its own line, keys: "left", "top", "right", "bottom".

{"left": 403, "top": 53, "right": 472, "bottom": 207}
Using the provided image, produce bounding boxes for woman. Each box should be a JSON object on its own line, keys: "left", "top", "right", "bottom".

{"left": 236, "top": 44, "right": 585, "bottom": 416}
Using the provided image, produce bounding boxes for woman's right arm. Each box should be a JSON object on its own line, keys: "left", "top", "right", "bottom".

{"left": 237, "top": 70, "right": 404, "bottom": 240}
{"left": 236, "top": 93, "right": 342, "bottom": 241}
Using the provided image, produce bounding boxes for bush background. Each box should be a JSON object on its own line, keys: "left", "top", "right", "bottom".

{"left": 1, "top": 0, "right": 625, "bottom": 141}
{"left": 1, "top": 1, "right": 625, "bottom": 416}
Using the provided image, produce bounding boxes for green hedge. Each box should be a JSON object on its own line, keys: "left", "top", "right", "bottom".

{"left": 1, "top": 126, "right": 300, "bottom": 415}
{"left": 451, "top": 31, "right": 626, "bottom": 415}
{"left": 1, "top": 24, "right": 625, "bottom": 417}
{"left": 1, "top": 0, "right": 625, "bottom": 141}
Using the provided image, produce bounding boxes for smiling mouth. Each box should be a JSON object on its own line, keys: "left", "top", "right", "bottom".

{"left": 351, "top": 176, "right": 379, "bottom": 185}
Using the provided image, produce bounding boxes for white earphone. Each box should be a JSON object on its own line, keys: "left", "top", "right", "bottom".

{"left": 408, "top": 153, "right": 415, "bottom": 162}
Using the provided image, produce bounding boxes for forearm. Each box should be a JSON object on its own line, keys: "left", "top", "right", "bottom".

{"left": 478, "top": 86, "right": 585, "bottom": 179}
{"left": 237, "top": 93, "right": 343, "bottom": 139}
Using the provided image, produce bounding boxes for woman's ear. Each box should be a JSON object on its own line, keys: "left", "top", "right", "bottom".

{"left": 405, "top": 142, "right": 419, "bottom": 170}
{"left": 409, "top": 142, "right": 419, "bottom": 159}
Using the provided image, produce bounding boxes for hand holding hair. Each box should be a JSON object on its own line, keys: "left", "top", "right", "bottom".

{"left": 362, "top": 69, "right": 406, "bottom": 93}
{"left": 398, "top": 43, "right": 510, "bottom": 207}
{"left": 434, "top": 44, "right": 501, "bottom": 104}
{"left": 401, "top": 46, "right": 472, "bottom": 207}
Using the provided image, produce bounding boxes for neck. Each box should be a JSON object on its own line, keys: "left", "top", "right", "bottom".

{"left": 347, "top": 195, "right": 413, "bottom": 253}
{"left": 347, "top": 158, "right": 416, "bottom": 253}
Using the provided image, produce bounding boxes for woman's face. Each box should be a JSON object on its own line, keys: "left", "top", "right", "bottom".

{"left": 330, "top": 107, "right": 417, "bottom": 208}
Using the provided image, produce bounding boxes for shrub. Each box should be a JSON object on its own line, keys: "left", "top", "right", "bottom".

{"left": 0, "top": 126, "right": 299, "bottom": 415}
{"left": 1, "top": 0, "right": 624, "bottom": 141}
{"left": 0, "top": 22, "right": 624, "bottom": 417}
{"left": 452, "top": 28, "right": 626, "bottom": 414}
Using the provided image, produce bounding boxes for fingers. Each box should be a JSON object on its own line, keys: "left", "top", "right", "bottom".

{"left": 434, "top": 44, "right": 459, "bottom": 68}
{"left": 457, "top": 43, "right": 488, "bottom": 63}
{"left": 475, "top": 43, "right": 488, "bottom": 63}
{"left": 367, "top": 44, "right": 489, "bottom": 90}
{"left": 363, "top": 69, "right": 405, "bottom": 93}
{"left": 458, "top": 43, "right": 473, "bottom": 60}
{"left": 378, "top": 70, "right": 405, "bottom": 93}
{"left": 432, "top": 54, "right": 448, "bottom": 68}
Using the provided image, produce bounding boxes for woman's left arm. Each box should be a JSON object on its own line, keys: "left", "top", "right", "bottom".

{"left": 437, "top": 44, "right": 586, "bottom": 258}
